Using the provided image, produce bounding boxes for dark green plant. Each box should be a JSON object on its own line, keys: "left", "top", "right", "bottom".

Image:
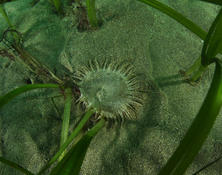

{"left": 137, "top": 0, "right": 222, "bottom": 174}
{"left": 137, "top": 0, "right": 222, "bottom": 82}
{"left": 59, "top": 88, "right": 72, "bottom": 160}
{"left": 0, "top": 5, "right": 63, "bottom": 84}
{"left": 86, "top": 0, "right": 98, "bottom": 28}
{"left": 199, "top": 0, "right": 222, "bottom": 5}
{"left": 49, "top": 118, "right": 105, "bottom": 175}
{"left": 158, "top": 59, "right": 222, "bottom": 175}
{"left": 193, "top": 154, "right": 222, "bottom": 174}
{"left": 0, "top": 84, "right": 104, "bottom": 175}
{"left": 137, "top": 0, "right": 207, "bottom": 39}
{"left": 0, "top": 84, "right": 59, "bottom": 108}
{"left": 0, "top": 3, "right": 104, "bottom": 175}
{"left": 37, "top": 108, "right": 97, "bottom": 175}
{"left": 0, "top": 156, "right": 34, "bottom": 175}
{"left": 201, "top": 9, "right": 222, "bottom": 66}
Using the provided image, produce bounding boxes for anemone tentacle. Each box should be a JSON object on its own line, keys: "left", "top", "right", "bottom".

{"left": 74, "top": 59, "right": 145, "bottom": 121}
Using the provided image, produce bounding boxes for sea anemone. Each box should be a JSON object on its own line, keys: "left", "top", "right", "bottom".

{"left": 73, "top": 59, "right": 145, "bottom": 121}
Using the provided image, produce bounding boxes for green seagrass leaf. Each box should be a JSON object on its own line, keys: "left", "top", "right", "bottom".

{"left": 199, "top": 0, "right": 222, "bottom": 5}
{"left": 37, "top": 109, "right": 96, "bottom": 175}
{"left": 158, "top": 59, "right": 222, "bottom": 175}
{"left": 201, "top": 9, "right": 222, "bottom": 66}
{"left": 0, "top": 156, "right": 34, "bottom": 175}
{"left": 137, "top": 0, "right": 207, "bottom": 40}
{"left": 0, "top": 84, "right": 59, "bottom": 109}
{"left": 49, "top": 119, "right": 105, "bottom": 175}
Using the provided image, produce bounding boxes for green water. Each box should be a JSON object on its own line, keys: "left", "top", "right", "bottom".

{"left": 0, "top": 0, "right": 221, "bottom": 174}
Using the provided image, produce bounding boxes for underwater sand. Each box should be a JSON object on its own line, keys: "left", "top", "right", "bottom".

{"left": 0, "top": 0, "right": 221, "bottom": 174}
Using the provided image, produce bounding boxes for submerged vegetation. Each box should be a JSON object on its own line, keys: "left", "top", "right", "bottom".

{"left": 0, "top": 0, "right": 221, "bottom": 175}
